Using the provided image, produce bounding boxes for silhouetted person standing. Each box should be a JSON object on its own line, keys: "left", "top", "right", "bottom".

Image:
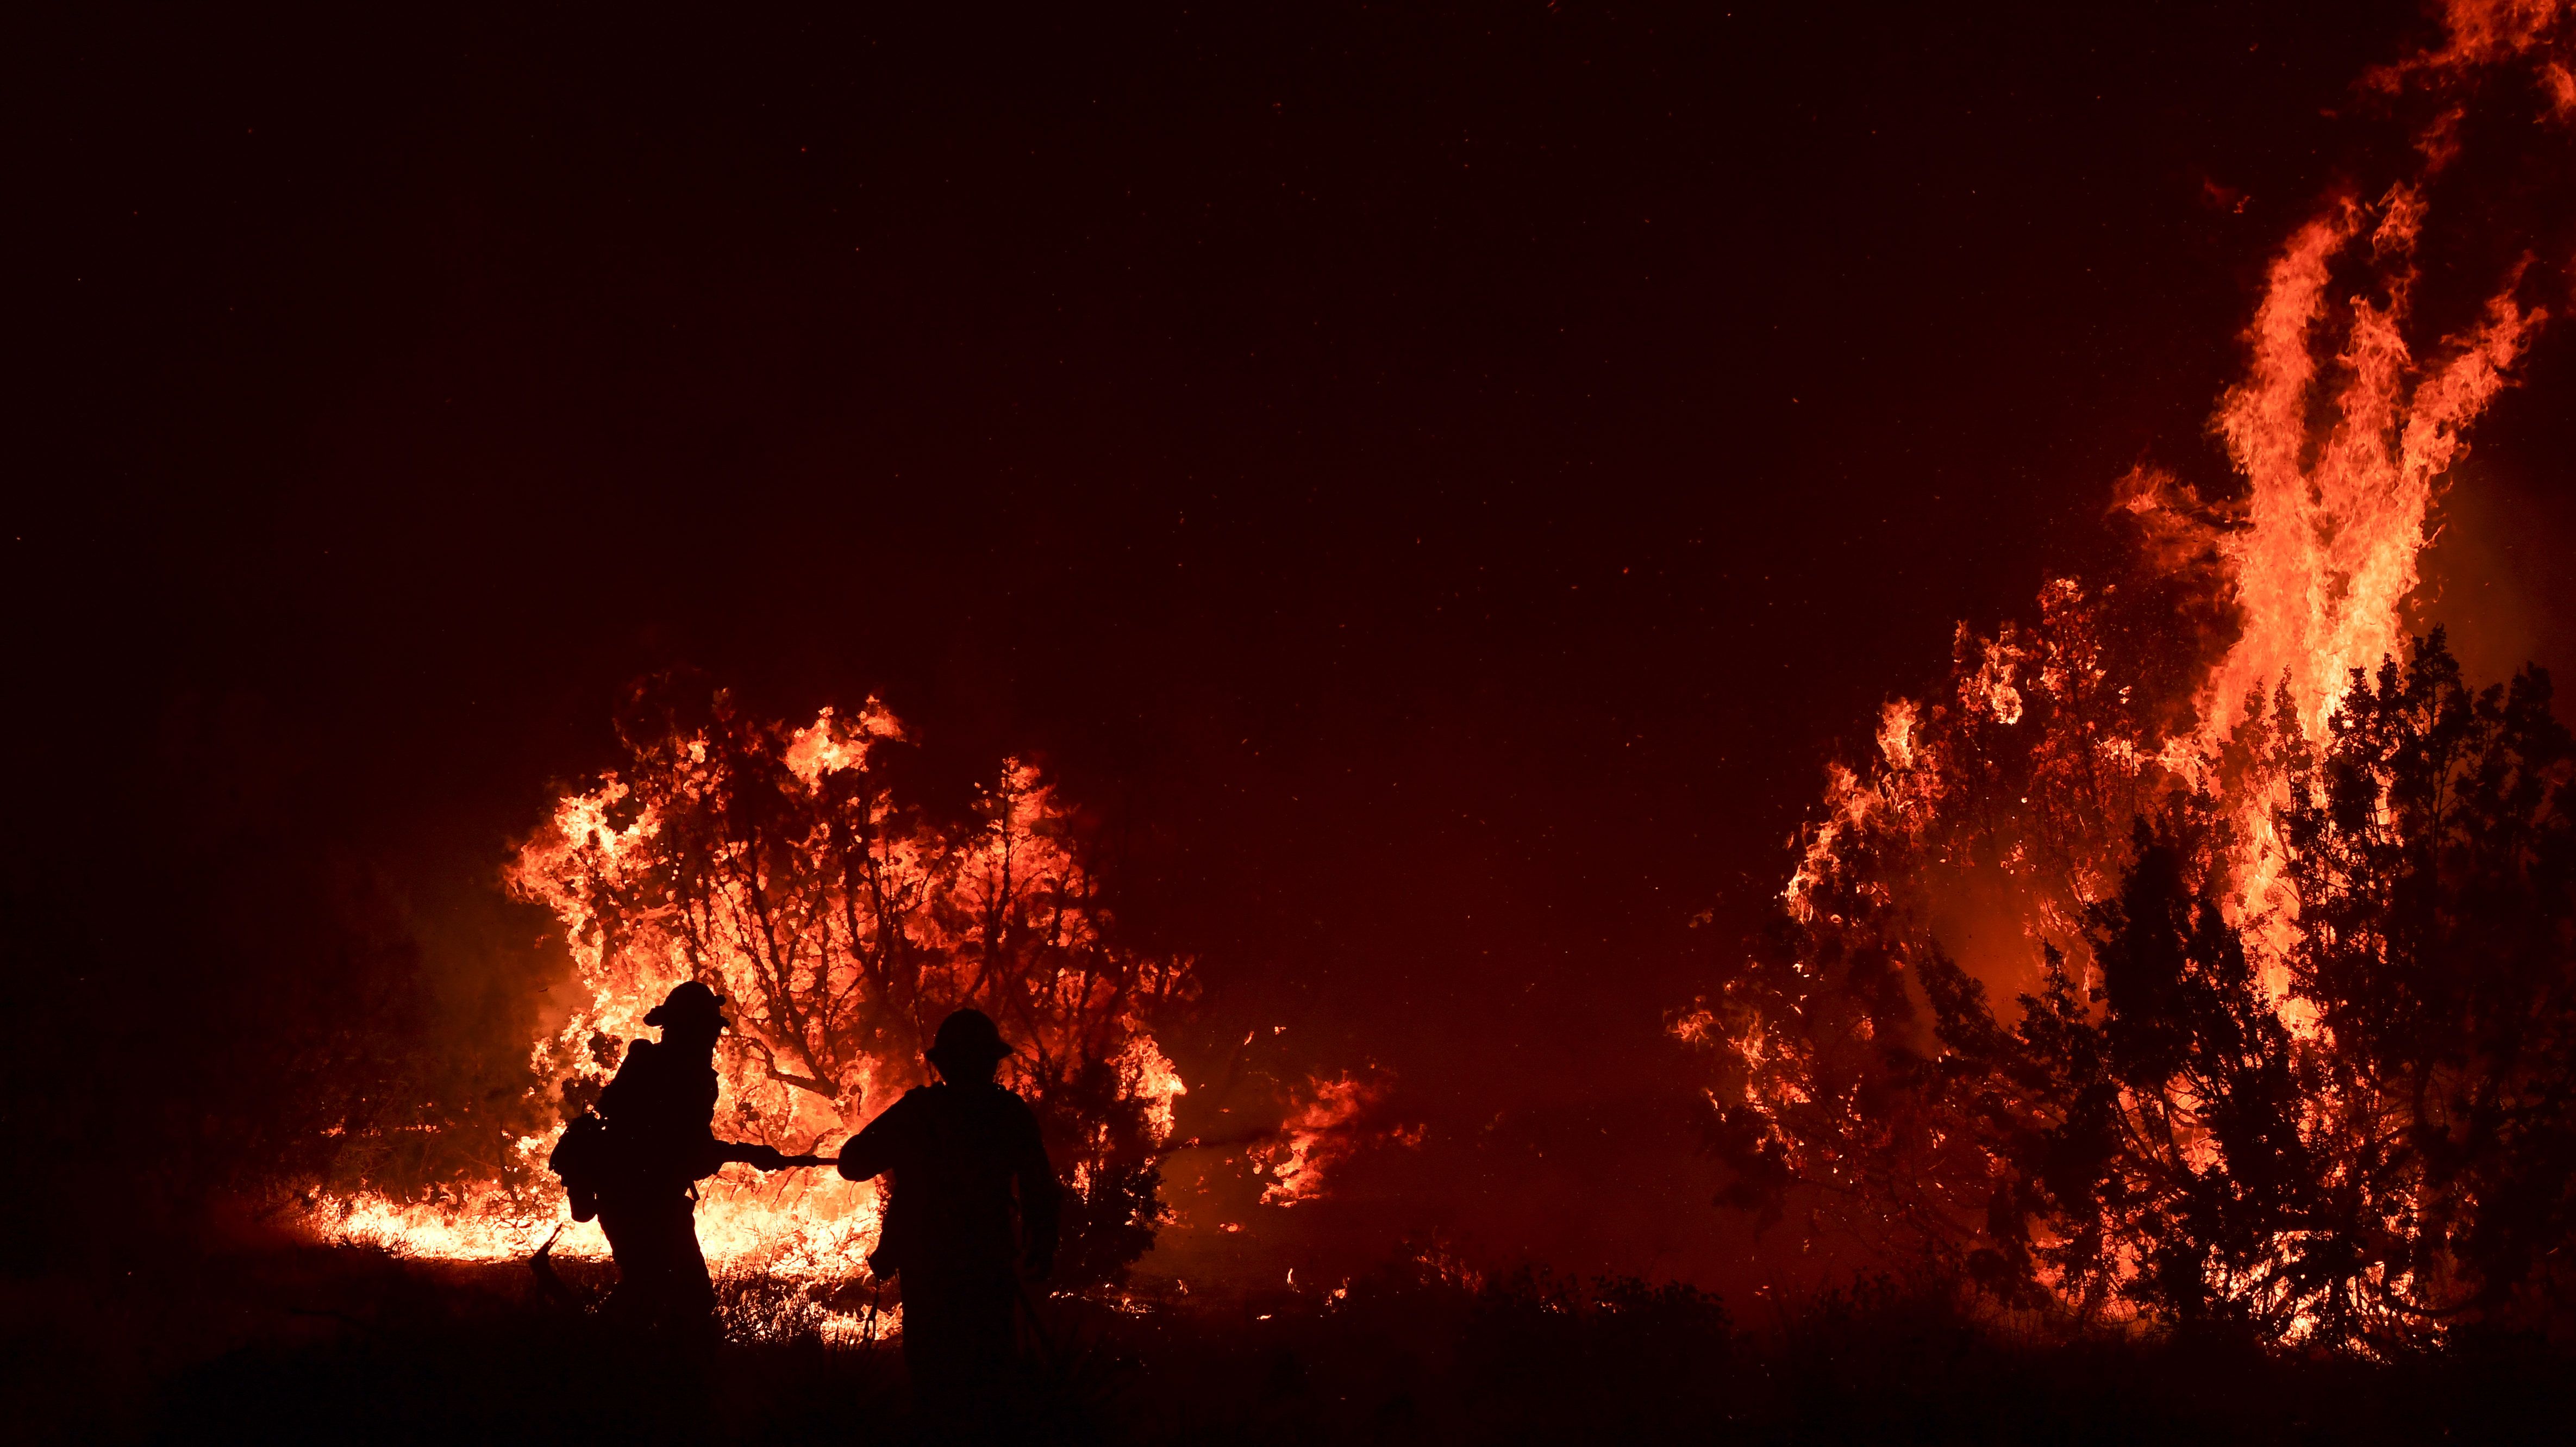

{"left": 593, "top": 981, "right": 785, "bottom": 1338}
{"left": 839, "top": 1008, "right": 1061, "bottom": 1411}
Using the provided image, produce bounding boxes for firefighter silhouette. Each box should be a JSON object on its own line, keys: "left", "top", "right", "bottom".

{"left": 589, "top": 981, "right": 787, "bottom": 1336}
{"left": 839, "top": 1008, "right": 1061, "bottom": 1406}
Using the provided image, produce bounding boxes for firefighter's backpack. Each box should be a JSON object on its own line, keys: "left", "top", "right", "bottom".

{"left": 547, "top": 1111, "right": 614, "bottom": 1223}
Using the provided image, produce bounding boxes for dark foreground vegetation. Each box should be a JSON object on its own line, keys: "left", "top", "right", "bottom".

{"left": 12, "top": 1240, "right": 2571, "bottom": 1446}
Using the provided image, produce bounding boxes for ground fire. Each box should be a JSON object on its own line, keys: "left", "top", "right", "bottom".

{"left": 1679, "top": 0, "right": 2576, "bottom": 1353}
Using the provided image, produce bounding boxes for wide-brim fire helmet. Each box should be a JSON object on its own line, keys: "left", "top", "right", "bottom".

{"left": 644, "top": 980, "right": 729, "bottom": 1030}
{"left": 927, "top": 1007, "right": 1014, "bottom": 1077}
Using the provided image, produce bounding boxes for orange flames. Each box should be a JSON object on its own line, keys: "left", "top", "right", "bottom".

{"left": 2199, "top": 179, "right": 2547, "bottom": 999}
{"left": 2202, "top": 199, "right": 2542, "bottom": 753}
{"left": 298, "top": 3, "right": 2572, "bottom": 1337}
{"left": 1755, "top": 0, "right": 2568, "bottom": 1043}
{"left": 1249, "top": 1070, "right": 1414, "bottom": 1207}
{"left": 303, "top": 692, "right": 1189, "bottom": 1330}
{"left": 1684, "top": 0, "right": 2575, "bottom": 1346}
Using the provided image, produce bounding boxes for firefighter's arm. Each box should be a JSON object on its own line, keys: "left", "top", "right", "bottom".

{"left": 683, "top": 1134, "right": 729, "bottom": 1180}
{"left": 835, "top": 1090, "right": 916, "bottom": 1181}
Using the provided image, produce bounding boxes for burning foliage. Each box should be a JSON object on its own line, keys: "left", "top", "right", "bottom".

{"left": 510, "top": 681, "right": 1191, "bottom": 1292}
{"left": 1701, "top": 637, "right": 2576, "bottom": 1351}
{"left": 1683, "top": 0, "right": 2576, "bottom": 1352}
{"left": 312, "top": 678, "right": 1190, "bottom": 1313}
{"left": 1250, "top": 1068, "right": 1415, "bottom": 1208}
{"left": 1936, "top": 639, "right": 2576, "bottom": 1345}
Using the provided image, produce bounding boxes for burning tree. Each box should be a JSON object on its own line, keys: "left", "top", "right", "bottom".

{"left": 508, "top": 679, "right": 1191, "bottom": 1290}
{"left": 2270, "top": 643, "right": 2576, "bottom": 1334}
{"left": 1680, "top": 1, "right": 2576, "bottom": 1351}
{"left": 1692, "top": 628, "right": 2576, "bottom": 1351}
{"left": 1924, "top": 638, "right": 2576, "bottom": 1346}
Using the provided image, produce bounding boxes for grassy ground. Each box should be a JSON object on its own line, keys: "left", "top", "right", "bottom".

{"left": 11, "top": 1244, "right": 2570, "bottom": 1445}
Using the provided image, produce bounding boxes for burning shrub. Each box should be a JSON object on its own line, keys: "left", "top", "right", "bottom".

{"left": 1683, "top": 573, "right": 2216, "bottom": 1268}
{"left": 502, "top": 677, "right": 1192, "bottom": 1291}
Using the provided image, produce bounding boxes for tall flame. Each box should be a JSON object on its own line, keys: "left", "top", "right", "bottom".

{"left": 2204, "top": 196, "right": 2544, "bottom": 750}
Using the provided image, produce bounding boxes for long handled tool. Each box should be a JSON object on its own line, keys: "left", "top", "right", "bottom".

{"left": 731, "top": 1150, "right": 840, "bottom": 1168}
{"left": 1012, "top": 1273, "right": 1061, "bottom": 1377}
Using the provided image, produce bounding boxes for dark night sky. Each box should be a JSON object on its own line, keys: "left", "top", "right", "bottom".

{"left": 16, "top": 2, "right": 2575, "bottom": 1287}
